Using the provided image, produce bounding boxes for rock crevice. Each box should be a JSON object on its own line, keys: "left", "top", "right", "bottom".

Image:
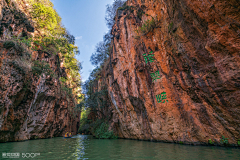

{"left": 94, "top": 0, "right": 240, "bottom": 145}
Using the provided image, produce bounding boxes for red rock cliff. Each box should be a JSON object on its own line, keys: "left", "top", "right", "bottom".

{"left": 95, "top": 0, "right": 240, "bottom": 145}
{"left": 0, "top": 0, "right": 80, "bottom": 142}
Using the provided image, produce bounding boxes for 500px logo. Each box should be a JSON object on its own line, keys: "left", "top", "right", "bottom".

{"left": 22, "top": 153, "right": 40, "bottom": 158}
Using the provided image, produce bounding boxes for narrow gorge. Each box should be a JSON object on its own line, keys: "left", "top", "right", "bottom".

{"left": 0, "top": 0, "right": 239, "bottom": 148}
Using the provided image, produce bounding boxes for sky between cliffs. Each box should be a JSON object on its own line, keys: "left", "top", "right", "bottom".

{"left": 52, "top": 0, "right": 114, "bottom": 82}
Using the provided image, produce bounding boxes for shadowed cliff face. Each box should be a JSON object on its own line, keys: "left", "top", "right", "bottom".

{"left": 0, "top": 0, "right": 80, "bottom": 142}
{"left": 94, "top": 0, "right": 240, "bottom": 145}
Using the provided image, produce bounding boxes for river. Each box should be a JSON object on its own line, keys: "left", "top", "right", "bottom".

{"left": 0, "top": 135, "right": 239, "bottom": 159}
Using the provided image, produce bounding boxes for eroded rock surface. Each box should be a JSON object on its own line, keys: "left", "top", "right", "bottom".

{"left": 0, "top": 0, "right": 79, "bottom": 142}
{"left": 96, "top": 0, "right": 240, "bottom": 145}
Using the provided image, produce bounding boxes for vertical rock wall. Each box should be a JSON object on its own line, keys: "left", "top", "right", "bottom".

{"left": 97, "top": 0, "right": 240, "bottom": 145}
{"left": 0, "top": 0, "right": 80, "bottom": 142}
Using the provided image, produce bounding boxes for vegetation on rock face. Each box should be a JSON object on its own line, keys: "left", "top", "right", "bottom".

{"left": 85, "top": 0, "right": 126, "bottom": 112}
{"left": 220, "top": 135, "right": 229, "bottom": 146}
{"left": 82, "top": 66, "right": 110, "bottom": 121}
{"left": 168, "top": 22, "right": 174, "bottom": 31}
{"left": 105, "top": 0, "right": 127, "bottom": 29}
{"left": 137, "top": 8, "right": 145, "bottom": 20}
{"left": 136, "top": 17, "right": 160, "bottom": 36}
{"left": 31, "top": 2, "right": 60, "bottom": 32}
{"left": 79, "top": 114, "right": 117, "bottom": 139}
{"left": 29, "top": 0, "right": 82, "bottom": 103}
{"left": 5, "top": 40, "right": 32, "bottom": 75}
{"left": 32, "top": 60, "right": 53, "bottom": 77}
{"left": 140, "top": 18, "right": 158, "bottom": 34}
{"left": 78, "top": 108, "right": 91, "bottom": 133}
{"left": 3, "top": 41, "right": 15, "bottom": 49}
{"left": 117, "top": 5, "right": 134, "bottom": 13}
{"left": 208, "top": 139, "right": 214, "bottom": 145}
{"left": 90, "top": 37, "right": 111, "bottom": 67}
{"left": 3, "top": 0, "right": 83, "bottom": 117}
{"left": 90, "top": 0, "right": 127, "bottom": 67}
{"left": 86, "top": 0, "right": 159, "bottom": 113}
{"left": 94, "top": 121, "right": 117, "bottom": 139}
{"left": 80, "top": 0, "right": 127, "bottom": 139}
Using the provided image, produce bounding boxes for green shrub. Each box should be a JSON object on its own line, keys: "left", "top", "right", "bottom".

{"left": 19, "top": 37, "right": 32, "bottom": 47}
{"left": 208, "top": 139, "right": 214, "bottom": 145}
{"left": 61, "top": 85, "right": 73, "bottom": 97}
{"left": 32, "top": 61, "right": 43, "bottom": 76}
{"left": 80, "top": 118, "right": 117, "bottom": 139}
{"left": 117, "top": 7, "right": 123, "bottom": 10}
{"left": 138, "top": 17, "right": 158, "bottom": 35}
{"left": 9, "top": 61, "right": 25, "bottom": 73}
{"left": 4, "top": 38, "right": 32, "bottom": 55}
{"left": 14, "top": 43, "right": 24, "bottom": 53}
{"left": 78, "top": 108, "right": 91, "bottom": 133}
{"left": 220, "top": 135, "right": 229, "bottom": 145}
{"left": 32, "top": 60, "right": 53, "bottom": 77}
{"left": 118, "top": 5, "right": 134, "bottom": 12}
{"left": 31, "top": 2, "right": 60, "bottom": 32}
{"left": 137, "top": 9, "right": 145, "bottom": 19}
{"left": 168, "top": 22, "right": 174, "bottom": 31}
{"left": 94, "top": 122, "right": 117, "bottom": 139}
{"left": 3, "top": 41, "right": 15, "bottom": 49}
{"left": 237, "top": 139, "right": 240, "bottom": 146}
{"left": 24, "top": 52, "right": 31, "bottom": 58}
{"left": 59, "top": 77, "right": 67, "bottom": 83}
{"left": 27, "top": 0, "right": 82, "bottom": 105}
{"left": 79, "top": 122, "right": 90, "bottom": 133}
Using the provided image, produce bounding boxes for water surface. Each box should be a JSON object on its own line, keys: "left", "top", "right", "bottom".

{"left": 0, "top": 135, "right": 239, "bottom": 159}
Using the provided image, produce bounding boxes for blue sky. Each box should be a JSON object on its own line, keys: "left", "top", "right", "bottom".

{"left": 51, "top": 0, "right": 114, "bottom": 82}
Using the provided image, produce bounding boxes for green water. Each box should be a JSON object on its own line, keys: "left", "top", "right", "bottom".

{"left": 0, "top": 135, "right": 239, "bottom": 160}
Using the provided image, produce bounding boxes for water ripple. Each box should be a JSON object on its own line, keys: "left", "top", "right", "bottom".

{"left": 0, "top": 135, "right": 239, "bottom": 159}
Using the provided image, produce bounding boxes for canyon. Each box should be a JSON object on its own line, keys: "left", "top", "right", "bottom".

{"left": 0, "top": 0, "right": 239, "bottom": 146}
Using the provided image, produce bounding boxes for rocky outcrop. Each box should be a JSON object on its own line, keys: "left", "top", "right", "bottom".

{"left": 0, "top": 0, "right": 80, "bottom": 142}
{"left": 96, "top": 0, "right": 240, "bottom": 145}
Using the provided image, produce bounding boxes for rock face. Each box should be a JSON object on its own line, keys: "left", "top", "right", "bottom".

{"left": 0, "top": 0, "right": 80, "bottom": 142}
{"left": 96, "top": 0, "right": 240, "bottom": 145}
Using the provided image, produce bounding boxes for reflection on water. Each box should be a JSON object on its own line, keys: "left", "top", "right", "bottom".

{"left": 0, "top": 135, "right": 239, "bottom": 159}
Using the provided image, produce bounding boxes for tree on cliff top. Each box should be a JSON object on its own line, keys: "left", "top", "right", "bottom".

{"left": 81, "top": 0, "right": 125, "bottom": 138}
{"left": 90, "top": 0, "right": 126, "bottom": 67}
{"left": 90, "top": 32, "right": 112, "bottom": 67}
{"left": 26, "top": 0, "right": 83, "bottom": 107}
{"left": 87, "top": 0, "right": 128, "bottom": 108}
{"left": 105, "top": 0, "right": 127, "bottom": 29}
